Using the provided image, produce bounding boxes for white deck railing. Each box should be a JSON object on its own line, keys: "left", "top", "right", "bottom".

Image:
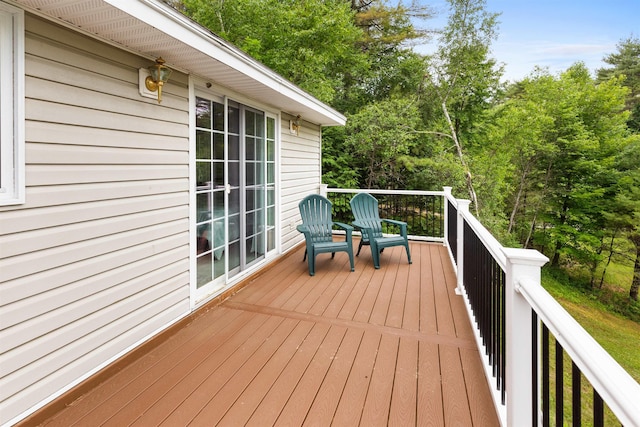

{"left": 325, "top": 185, "right": 640, "bottom": 427}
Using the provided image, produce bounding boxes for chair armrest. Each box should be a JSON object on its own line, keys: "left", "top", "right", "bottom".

{"left": 381, "top": 218, "right": 408, "bottom": 236}
{"left": 382, "top": 218, "right": 406, "bottom": 227}
{"left": 333, "top": 221, "right": 354, "bottom": 232}
{"left": 333, "top": 221, "right": 353, "bottom": 241}
{"left": 351, "top": 220, "right": 371, "bottom": 230}
{"left": 296, "top": 224, "right": 313, "bottom": 239}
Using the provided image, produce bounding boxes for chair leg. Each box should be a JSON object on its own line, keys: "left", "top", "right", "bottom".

{"left": 303, "top": 248, "right": 307, "bottom": 262}
{"left": 309, "top": 251, "right": 315, "bottom": 276}
{"left": 331, "top": 252, "right": 335, "bottom": 259}
{"left": 405, "top": 243, "right": 412, "bottom": 264}
{"left": 348, "top": 250, "right": 354, "bottom": 271}
{"left": 371, "top": 242, "right": 381, "bottom": 269}
{"left": 356, "top": 239, "right": 364, "bottom": 256}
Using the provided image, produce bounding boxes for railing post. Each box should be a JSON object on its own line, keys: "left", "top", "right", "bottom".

{"left": 502, "top": 248, "right": 549, "bottom": 427}
{"left": 455, "top": 199, "right": 470, "bottom": 296}
{"left": 443, "top": 187, "right": 452, "bottom": 248}
{"left": 319, "top": 183, "right": 328, "bottom": 197}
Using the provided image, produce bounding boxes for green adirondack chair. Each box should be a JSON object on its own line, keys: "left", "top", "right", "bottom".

{"left": 297, "top": 194, "right": 355, "bottom": 276}
{"left": 350, "top": 192, "right": 412, "bottom": 269}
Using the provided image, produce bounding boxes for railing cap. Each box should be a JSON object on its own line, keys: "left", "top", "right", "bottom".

{"left": 502, "top": 247, "right": 549, "bottom": 267}
{"left": 457, "top": 199, "right": 471, "bottom": 211}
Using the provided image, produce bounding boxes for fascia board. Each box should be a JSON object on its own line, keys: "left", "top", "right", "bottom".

{"left": 103, "top": 0, "right": 346, "bottom": 126}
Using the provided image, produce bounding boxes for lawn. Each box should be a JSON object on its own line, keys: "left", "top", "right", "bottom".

{"left": 542, "top": 270, "right": 640, "bottom": 426}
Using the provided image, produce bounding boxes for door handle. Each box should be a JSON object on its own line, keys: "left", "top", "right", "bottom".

{"left": 226, "top": 183, "right": 231, "bottom": 194}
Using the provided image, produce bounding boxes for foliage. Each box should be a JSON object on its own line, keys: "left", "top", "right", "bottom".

{"left": 344, "top": 97, "right": 422, "bottom": 188}
{"left": 177, "top": 0, "right": 640, "bottom": 310}
{"left": 597, "top": 36, "right": 640, "bottom": 131}
{"left": 179, "top": 0, "right": 367, "bottom": 105}
{"left": 422, "top": 0, "right": 504, "bottom": 213}
{"left": 495, "top": 65, "right": 633, "bottom": 277}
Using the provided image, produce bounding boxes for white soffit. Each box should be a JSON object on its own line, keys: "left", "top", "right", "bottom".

{"left": 12, "top": 0, "right": 346, "bottom": 126}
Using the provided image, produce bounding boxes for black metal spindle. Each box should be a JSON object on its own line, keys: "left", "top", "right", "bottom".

{"left": 593, "top": 389, "right": 604, "bottom": 427}
{"left": 556, "top": 340, "right": 564, "bottom": 424}
{"left": 532, "top": 310, "right": 539, "bottom": 427}
{"left": 500, "top": 266, "right": 506, "bottom": 404}
{"left": 542, "top": 325, "right": 550, "bottom": 427}
{"left": 572, "top": 362, "right": 581, "bottom": 427}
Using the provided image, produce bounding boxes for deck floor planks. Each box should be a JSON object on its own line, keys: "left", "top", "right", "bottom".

{"left": 122, "top": 314, "right": 285, "bottom": 426}
{"left": 74, "top": 309, "right": 254, "bottom": 426}
{"left": 188, "top": 319, "right": 314, "bottom": 426}
{"left": 243, "top": 322, "right": 332, "bottom": 426}
{"left": 359, "top": 333, "right": 400, "bottom": 427}
{"left": 43, "top": 306, "right": 240, "bottom": 427}
{"left": 25, "top": 242, "right": 500, "bottom": 427}
{"left": 439, "top": 345, "right": 474, "bottom": 426}
{"left": 430, "top": 244, "right": 457, "bottom": 337}
{"left": 273, "top": 325, "right": 349, "bottom": 426}
{"left": 459, "top": 347, "right": 501, "bottom": 426}
{"left": 334, "top": 256, "right": 375, "bottom": 321}
{"left": 403, "top": 245, "right": 422, "bottom": 332}
{"left": 388, "top": 337, "right": 419, "bottom": 426}
{"left": 302, "top": 327, "right": 365, "bottom": 425}
{"left": 386, "top": 249, "right": 410, "bottom": 329}
{"left": 368, "top": 251, "right": 400, "bottom": 326}
{"left": 331, "top": 330, "right": 381, "bottom": 426}
{"left": 417, "top": 340, "right": 445, "bottom": 426}
{"left": 420, "top": 243, "right": 438, "bottom": 335}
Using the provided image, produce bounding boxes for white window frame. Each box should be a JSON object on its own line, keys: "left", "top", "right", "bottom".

{"left": 0, "top": 1, "right": 25, "bottom": 205}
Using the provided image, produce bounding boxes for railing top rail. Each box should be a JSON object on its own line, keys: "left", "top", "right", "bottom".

{"left": 518, "top": 277, "right": 640, "bottom": 426}
{"left": 326, "top": 188, "right": 445, "bottom": 197}
{"left": 460, "top": 206, "right": 507, "bottom": 270}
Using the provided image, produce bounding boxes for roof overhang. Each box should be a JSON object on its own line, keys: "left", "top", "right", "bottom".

{"left": 11, "top": 0, "right": 346, "bottom": 126}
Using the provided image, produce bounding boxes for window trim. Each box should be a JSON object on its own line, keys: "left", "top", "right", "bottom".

{"left": 0, "top": 1, "right": 25, "bottom": 205}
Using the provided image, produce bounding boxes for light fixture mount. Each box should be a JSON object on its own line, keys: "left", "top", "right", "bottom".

{"left": 144, "top": 57, "right": 172, "bottom": 103}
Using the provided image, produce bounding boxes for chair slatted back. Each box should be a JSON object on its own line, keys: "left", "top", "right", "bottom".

{"left": 350, "top": 193, "right": 384, "bottom": 240}
{"left": 298, "top": 194, "right": 334, "bottom": 244}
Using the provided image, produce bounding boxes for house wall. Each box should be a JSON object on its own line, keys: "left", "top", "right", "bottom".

{"left": 0, "top": 14, "right": 191, "bottom": 424}
{"left": 279, "top": 116, "right": 322, "bottom": 253}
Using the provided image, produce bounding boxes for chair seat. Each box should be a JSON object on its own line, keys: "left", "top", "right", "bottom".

{"left": 374, "top": 235, "right": 406, "bottom": 248}
{"left": 313, "top": 241, "right": 350, "bottom": 253}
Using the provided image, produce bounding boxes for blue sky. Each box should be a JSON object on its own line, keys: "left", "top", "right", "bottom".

{"left": 416, "top": 0, "right": 640, "bottom": 82}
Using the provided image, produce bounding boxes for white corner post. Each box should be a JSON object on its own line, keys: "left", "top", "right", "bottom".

{"left": 442, "top": 187, "right": 452, "bottom": 248}
{"left": 455, "top": 199, "right": 471, "bottom": 296}
{"left": 320, "top": 183, "right": 328, "bottom": 197}
{"left": 502, "top": 247, "right": 549, "bottom": 427}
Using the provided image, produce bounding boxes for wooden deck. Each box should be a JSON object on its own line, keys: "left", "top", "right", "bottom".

{"left": 23, "top": 241, "right": 499, "bottom": 426}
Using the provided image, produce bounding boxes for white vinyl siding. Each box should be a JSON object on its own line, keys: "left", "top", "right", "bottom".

{"left": 279, "top": 115, "right": 322, "bottom": 252}
{"left": 0, "top": 14, "right": 190, "bottom": 424}
{"left": 0, "top": 1, "right": 25, "bottom": 205}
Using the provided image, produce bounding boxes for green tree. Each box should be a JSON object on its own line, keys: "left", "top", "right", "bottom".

{"left": 608, "top": 139, "right": 640, "bottom": 300}
{"left": 504, "top": 64, "right": 632, "bottom": 273}
{"left": 344, "top": 97, "right": 422, "bottom": 188}
{"left": 179, "top": 0, "right": 367, "bottom": 104}
{"left": 423, "top": 0, "right": 503, "bottom": 215}
{"left": 597, "top": 36, "right": 640, "bottom": 131}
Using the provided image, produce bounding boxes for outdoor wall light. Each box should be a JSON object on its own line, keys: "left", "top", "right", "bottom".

{"left": 289, "top": 114, "right": 301, "bottom": 135}
{"left": 145, "top": 57, "right": 172, "bottom": 103}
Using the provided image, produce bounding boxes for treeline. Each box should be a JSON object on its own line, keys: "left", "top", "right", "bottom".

{"left": 172, "top": 0, "right": 640, "bottom": 302}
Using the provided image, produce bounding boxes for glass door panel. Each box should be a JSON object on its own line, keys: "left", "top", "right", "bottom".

{"left": 195, "top": 97, "right": 226, "bottom": 289}
{"left": 194, "top": 96, "right": 275, "bottom": 294}
{"left": 244, "top": 109, "right": 265, "bottom": 265}
{"left": 227, "top": 104, "right": 241, "bottom": 274}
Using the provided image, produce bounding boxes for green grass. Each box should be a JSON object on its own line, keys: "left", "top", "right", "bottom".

{"left": 541, "top": 269, "right": 640, "bottom": 425}
{"left": 542, "top": 269, "right": 640, "bottom": 382}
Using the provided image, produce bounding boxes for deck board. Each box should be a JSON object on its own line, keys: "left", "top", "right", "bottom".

{"left": 22, "top": 241, "right": 500, "bottom": 427}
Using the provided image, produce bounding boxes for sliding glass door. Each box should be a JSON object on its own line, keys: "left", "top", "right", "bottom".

{"left": 195, "top": 95, "right": 276, "bottom": 294}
